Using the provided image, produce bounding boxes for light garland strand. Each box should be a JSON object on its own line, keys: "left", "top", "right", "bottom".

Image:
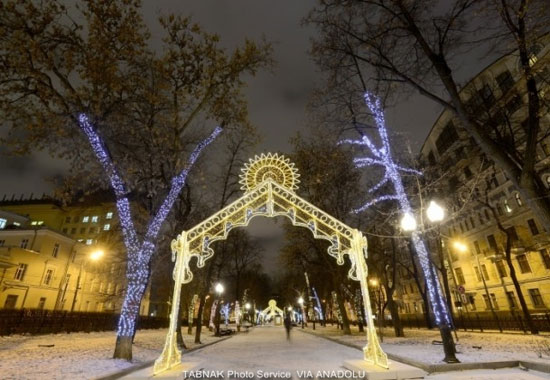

{"left": 341, "top": 93, "right": 451, "bottom": 327}
{"left": 77, "top": 114, "right": 222, "bottom": 337}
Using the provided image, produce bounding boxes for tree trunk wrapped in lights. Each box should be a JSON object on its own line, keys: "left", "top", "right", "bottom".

{"left": 78, "top": 114, "right": 221, "bottom": 359}
{"left": 341, "top": 93, "right": 459, "bottom": 363}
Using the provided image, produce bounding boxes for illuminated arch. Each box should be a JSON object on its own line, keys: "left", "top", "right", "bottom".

{"left": 154, "top": 153, "right": 388, "bottom": 374}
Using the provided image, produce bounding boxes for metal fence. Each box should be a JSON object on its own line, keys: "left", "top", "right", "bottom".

{"left": 397, "top": 311, "right": 550, "bottom": 333}
{"left": 0, "top": 309, "right": 169, "bottom": 336}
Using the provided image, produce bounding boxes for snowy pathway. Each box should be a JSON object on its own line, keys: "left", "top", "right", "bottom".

{"left": 179, "top": 325, "right": 363, "bottom": 373}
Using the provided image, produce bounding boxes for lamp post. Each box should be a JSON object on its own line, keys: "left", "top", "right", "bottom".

{"left": 453, "top": 241, "right": 502, "bottom": 333}
{"left": 70, "top": 249, "right": 104, "bottom": 312}
{"left": 214, "top": 282, "right": 224, "bottom": 337}
{"left": 369, "top": 278, "right": 384, "bottom": 342}
{"left": 245, "top": 302, "right": 251, "bottom": 324}
{"left": 400, "top": 208, "right": 460, "bottom": 363}
{"left": 426, "top": 201, "right": 459, "bottom": 340}
{"left": 298, "top": 297, "right": 305, "bottom": 328}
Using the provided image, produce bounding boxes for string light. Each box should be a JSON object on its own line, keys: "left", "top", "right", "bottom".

{"left": 77, "top": 114, "right": 222, "bottom": 338}
{"left": 341, "top": 93, "right": 451, "bottom": 327}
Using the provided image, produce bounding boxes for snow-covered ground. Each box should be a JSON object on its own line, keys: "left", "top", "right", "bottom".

{"left": 0, "top": 327, "right": 220, "bottom": 380}
{"left": 305, "top": 324, "right": 550, "bottom": 365}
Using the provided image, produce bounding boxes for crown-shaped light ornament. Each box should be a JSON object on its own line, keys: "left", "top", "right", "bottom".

{"left": 239, "top": 153, "right": 300, "bottom": 192}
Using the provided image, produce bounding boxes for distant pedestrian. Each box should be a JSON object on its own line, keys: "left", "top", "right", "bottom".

{"left": 284, "top": 313, "right": 292, "bottom": 341}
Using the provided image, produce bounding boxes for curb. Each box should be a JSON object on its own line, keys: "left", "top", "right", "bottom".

{"left": 94, "top": 335, "right": 233, "bottom": 380}
{"left": 298, "top": 329, "right": 550, "bottom": 374}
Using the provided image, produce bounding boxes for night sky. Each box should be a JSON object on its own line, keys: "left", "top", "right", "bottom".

{"left": 0, "top": 1, "right": 461, "bottom": 272}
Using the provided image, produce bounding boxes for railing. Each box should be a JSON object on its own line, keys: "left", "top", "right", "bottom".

{"left": 395, "top": 311, "right": 550, "bottom": 333}
{"left": 0, "top": 309, "right": 169, "bottom": 336}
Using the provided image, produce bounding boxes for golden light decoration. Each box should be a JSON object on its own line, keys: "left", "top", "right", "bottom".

{"left": 239, "top": 153, "right": 299, "bottom": 192}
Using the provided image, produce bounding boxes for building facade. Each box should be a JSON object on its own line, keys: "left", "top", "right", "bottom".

{"left": 402, "top": 39, "right": 550, "bottom": 319}
{"left": 0, "top": 195, "right": 150, "bottom": 315}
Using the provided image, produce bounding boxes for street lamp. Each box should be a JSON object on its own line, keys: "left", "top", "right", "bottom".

{"left": 298, "top": 297, "right": 305, "bottom": 328}
{"left": 452, "top": 240, "right": 502, "bottom": 333}
{"left": 400, "top": 212, "right": 417, "bottom": 231}
{"left": 214, "top": 282, "right": 224, "bottom": 337}
{"left": 426, "top": 201, "right": 445, "bottom": 223}
{"left": 70, "top": 248, "right": 104, "bottom": 312}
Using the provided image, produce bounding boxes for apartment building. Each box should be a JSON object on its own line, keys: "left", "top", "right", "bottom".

{"left": 402, "top": 38, "right": 550, "bottom": 318}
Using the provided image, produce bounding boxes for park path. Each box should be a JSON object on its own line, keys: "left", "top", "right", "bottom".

{"left": 179, "top": 325, "right": 362, "bottom": 374}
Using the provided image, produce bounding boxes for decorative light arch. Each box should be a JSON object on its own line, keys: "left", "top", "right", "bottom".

{"left": 154, "top": 153, "right": 388, "bottom": 374}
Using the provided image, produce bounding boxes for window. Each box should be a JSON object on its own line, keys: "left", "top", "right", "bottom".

{"left": 0, "top": 239, "right": 4, "bottom": 247}
{"left": 539, "top": 249, "right": 550, "bottom": 270}
{"left": 52, "top": 243, "right": 59, "bottom": 258}
{"left": 65, "top": 216, "right": 71, "bottom": 223}
{"left": 483, "top": 293, "right": 498, "bottom": 310}
{"left": 515, "top": 193, "right": 523, "bottom": 207}
{"left": 473, "top": 266, "right": 482, "bottom": 282}
{"left": 505, "top": 94, "right": 522, "bottom": 114}
{"left": 91, "top": 216, "right": 99, "bottom": 223}
{"left": 43, "top": 269, "right": 54, "bottom": 285}
{"left": 504, "top": 200, "right": 512, "bottom": 213}
{"left": 506, "top": 291, "right": 517, "bottom": 308}
{"left": 103, "top": 224, "right": 111, "bottom": 231}
{"left": 468, "top": 295, "right": 476, "bottom": 310}
{"left": 106, "top": 212, "right": 113, "bottom": 220}
{"left": 529, "top": 288, "right": 545, "bottom": 307}
{"left": 20, "top": 239, "right": 29, "bottom": 249}
{"left": 495, "top": 260, "right": 507, "bottom": 277}
{"left": 516, "top": 254, "right": 531, "bottom": 273}
{"left": 80, "top": 227, "right": 86, "bottom": 234}
{"left": 12, "top": 222, "right": 20, "bottom": 226}
{"left": 85, "top": 239, "right": 93, "bottom": 245}
{"left": 82, "top": 216, "right": 89, "bottom": 223}
{"left": 481, "top": 264, "right": 490, "bottom": 281}
{"left": 474, "top": 241, "right": 481, "bottom": 255}
{"left": 496, "top": 70, "right": 514, "bottom": 93}
{"left": 4, "top": 295, "right": 18, "bottom": 309}
{"left": 479, "top": 84, "right": 495, "bottom": 107}
{"left": 89, "top": 227, "right": 96, "bottom": 234}
{"left": 491, "top": 294, "right": 499, "bottom": 309}
{"left": 528, "top": 219, "right": 539, "bottom": 236}
{"left": 436, "top": 122, "right": 459, "bottom": 155}
{"left": 14, "top": 263, "right": 27, "bottom": 281}
{"left": 37, "top": 297, "right": 46, "bottom": 310}
{"left": 0, "top": 218, "right": 7, "bottom": 229}
{"left": 487, "top": 235, "right": 498, "bottom": 252}
{"left": 70, "top": 227, "right": 76, "bottom": 234}
{"left": 99, "top": 282, "right": 105, "bottom": 293}
{"left": 506, "top": 226, "right": 519, "bottom": 242}
{"left": 455, "top": 268, "right": 465, "bottom": 285}
{"left": 463, "top": 166, "right": 473, "bottom": 179}
{"left": 62, "top": 228, "right": 68, "bottom": 234}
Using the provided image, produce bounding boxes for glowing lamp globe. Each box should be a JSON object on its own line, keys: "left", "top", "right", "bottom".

{"left": 245, "top": 303, "right": 251, "bottom": 310}
{"left": 215, "top": 283, "right": 224, "bottom": 295}
{"left": 426, "top": 201, "right": 445, "bottom": 223}
{"left": 400, "top": 213, "right": 417, "bottom": 231}
{"left": 452, "top": 241, "right": 468, "bottom": 253}
{"left": 90, "top": 250, "right": 104, "bottom": 261}
{"left": 298, "top": 297, "right": 304, "bottom": 305}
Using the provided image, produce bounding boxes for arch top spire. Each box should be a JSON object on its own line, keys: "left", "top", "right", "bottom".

{"left": 239, "top": 152, "right": 300, "bottom": 193}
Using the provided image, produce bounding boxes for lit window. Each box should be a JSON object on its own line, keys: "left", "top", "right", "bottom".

{"left": 91, "top": 216, "right": 99, "bottom": 223}
{"left": 504, "top": 200, "right": 512, "bottom": 213}
{"left": 515, "top": 193, "right": 522, "bottom": 207}
{"left": 77, "top": 239, "right": 84, "bottom": 243}
{"left": 43, "top": 269, "right": 54, "bottom": 285}
{"left": 106, "top": 212, "right": 113, "bottom": 220}
{"left": 0, "top": 218, "right": 6, "bottom": 229}
{"left": 31, "top": 221, "right": 37, "bottom": 226}
{"left": 103, "top": 224, "right": 111, "bottom": 231}
{"left": 546, "top": 175, "right": 550, "bottom": 188}
{"left": 14, "top": 263, "right": 28, "bottom": 281}
{"left": 13, "top": 222, "right": 20, "bottom": 226}
{"left": 85, "top": 239, "right": 93, "bottom": 245}
{"left": 82, "top": 216, "right": 89, "bottom": 223}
